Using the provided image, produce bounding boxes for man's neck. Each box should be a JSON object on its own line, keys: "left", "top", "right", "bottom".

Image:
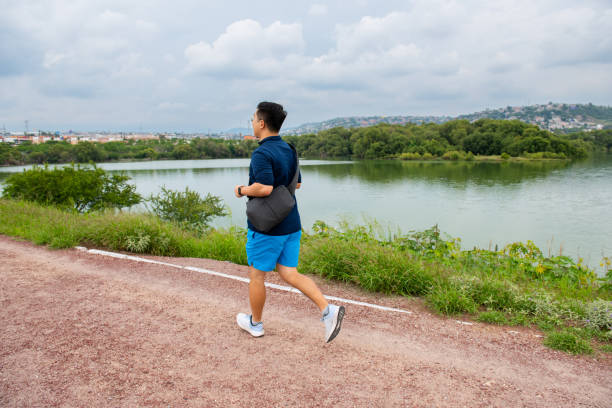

{"left": 258, "top": 133, "right": 279, "bottom": 142}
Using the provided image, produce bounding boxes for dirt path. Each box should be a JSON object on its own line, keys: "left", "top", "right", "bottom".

{"left": 0, "top": 234, "right": 610, "bottom": 407}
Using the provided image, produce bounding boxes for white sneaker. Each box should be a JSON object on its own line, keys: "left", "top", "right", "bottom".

{"left": 236, "top": 313, "right": 264, "bottom": 337}
{"left": 322, "top": 304, "right": 345, "bottom": 343}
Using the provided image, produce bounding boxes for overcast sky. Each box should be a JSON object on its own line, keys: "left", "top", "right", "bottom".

{"left": 1, "top": 0, "right": 611, "bottom": 132}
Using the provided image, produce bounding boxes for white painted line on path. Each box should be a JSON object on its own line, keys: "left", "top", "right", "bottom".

{"left": 75, "top": 246, "right": 413, "bottom": 315}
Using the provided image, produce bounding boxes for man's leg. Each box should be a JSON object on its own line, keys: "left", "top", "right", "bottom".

{"left": 277, "top": 263, "right": 344, "bottom": 342}
{"left": 248, "top": 266, "right": 267, "bottom": 323}
{"left": 276, "top": 264, "right": 328, "bottom": 312}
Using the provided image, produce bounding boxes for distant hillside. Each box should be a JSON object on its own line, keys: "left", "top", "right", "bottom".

{"left": 282, "top": 103, "right": 612, "bottom": 135}
{"left": 457, "top": 103, "right": 612, "bottom": 133}
{"left": 284, "top": 115, "right": 452, "bottom": 135}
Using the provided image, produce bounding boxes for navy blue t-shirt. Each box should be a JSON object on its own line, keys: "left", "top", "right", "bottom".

{"left": 247, "top": 136, "right": 302, "bottom": 235}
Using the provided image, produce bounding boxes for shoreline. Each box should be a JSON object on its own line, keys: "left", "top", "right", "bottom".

{"left": 0, "top": 154, "right": 578, "bottom": 168}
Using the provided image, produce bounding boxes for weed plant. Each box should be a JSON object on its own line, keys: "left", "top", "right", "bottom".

{"left": 426, "top": 284, "right": 477, "bottom": 315}
{"left": 477, "top": 310, "right": 509, "bottom": 325}
{"left": 543, "top": 331, "right": 593, "bottom": 354}
{"left": 583, "top": 299, "right": 612, "bottom": 331}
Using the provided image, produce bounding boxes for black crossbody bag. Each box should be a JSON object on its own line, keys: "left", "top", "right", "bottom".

{"left": 246, "top": 144, "right": 299, "bottom": 233}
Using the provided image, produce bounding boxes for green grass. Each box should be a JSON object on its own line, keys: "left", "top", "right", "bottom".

{"left": 508, "top": 312, "right": 531, "bottom": 326}
{"left": 543, "top": 331, "right": 593, "bottom": 354}
{"left": 426, "top": 285, "right": 477, "bottom": 315}
{"left": 600, "top": 344, "right": 612, "bottom": 353}
{"left": 298, "top": 238, "right": 434, "bottom": 296}
{"left": 477, "top": 310, "right": 509, "bottom": 325}
{"left": 1, "top": 198, "right": 611, "bottom": 355}
{"left": 0, "top": 198, "right": 248, "bottom": 263}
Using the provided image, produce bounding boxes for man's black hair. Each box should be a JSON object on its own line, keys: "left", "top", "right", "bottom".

{"left": 256, "top": 101, "right": 287, "bottom": 133}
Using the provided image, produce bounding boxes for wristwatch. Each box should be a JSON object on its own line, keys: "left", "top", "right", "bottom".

{"left": 238, "top": 186, "right": 243, "bottom": 196}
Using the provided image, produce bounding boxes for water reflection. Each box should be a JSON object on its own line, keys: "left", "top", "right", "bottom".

{"left": 309, "top": 159, "right": 573, "bottom": 187}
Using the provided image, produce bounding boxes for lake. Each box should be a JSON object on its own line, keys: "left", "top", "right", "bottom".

{"left": 1, "top": 155, "right": 611, "bottom": 273}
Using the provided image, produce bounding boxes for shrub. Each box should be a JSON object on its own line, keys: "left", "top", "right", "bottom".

{"left": 399, "top": 152, "right": 421, "bottom": 160}
{"left": 543, "top": 331, "right": 593, "bottom": 354}
{"left": 147, "top": 186, "right": 228, "bottom": 233}
{"left": 513, "top": 292, "right": 562, "bottom": 321}
{"left": 421, "top": 152, "right": 435, "bottom": 160}
{"left": 584, "top": 299, "right": 612, "bottom": 331}
{"left": 441, "top": 150, "right": 464, "bottom": 161}
{"left": 1, "top": 163, "right": 141, "bottom": 212}
{"left": 542, "top": 151, "right": 567, "bottom": 159}
{"left": 501, "top": 152, "right": 510, "bottom": 160}
{"left": 523, "top": 152, "right": 544, "bottom": 159}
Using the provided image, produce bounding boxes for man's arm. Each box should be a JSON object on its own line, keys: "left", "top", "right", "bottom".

{"left": 234, "top": 183, "right": 273, "bottom": 198}
{"left": 234, "top": 182, "right": 300, "bottom": 197}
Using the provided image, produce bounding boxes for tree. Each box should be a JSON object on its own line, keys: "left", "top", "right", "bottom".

{"left": 1, "top": 164, "right": 142, "bottom": 213}
{"left": 74, "top": 141, "right": 105, "bottom": 162}
{"left": 171, "top": 143, "right": 196, "bottom": 159}
{"left": 147, "top": 186, "right": 228, "bottom": 232}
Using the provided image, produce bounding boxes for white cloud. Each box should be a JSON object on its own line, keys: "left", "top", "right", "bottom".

{"left": 157, "top": 102, "right": 188, "bottom": 110}
{"left": 97, "top": 10, "right": 128, "bottom": 26}
{"left": 42, "top": 52, "right": 66, "bottom": 69}
{"left": 308, "top": 4, "right": 328, "bottom": 16}
{"left": 135, "top": 19, "right": 158, "bottom": 33}
{"left": 184, "top": 19, "right": 305, "bottom": 76}
{"left": 111, "top": 53, "right": 153, "bottom": 78}
{"left": 1, "top": 0, "right": 611, "bottom": 130}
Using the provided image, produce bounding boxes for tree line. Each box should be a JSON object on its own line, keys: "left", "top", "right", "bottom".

{"left": 0, "top": 137, "right": 258, "bottom": 166}
{"left": 565, "top": 129, "right": 612, "bottom": 153}
{"left": 283, "top": 119, "right": 595, "bottom": 159}
{"left": 2, "top": 119, "right": 608, "bottom": 166}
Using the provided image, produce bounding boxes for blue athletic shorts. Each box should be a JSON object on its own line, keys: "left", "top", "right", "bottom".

{"left": 246, "top": 229, "right": 301, "bottom": 272}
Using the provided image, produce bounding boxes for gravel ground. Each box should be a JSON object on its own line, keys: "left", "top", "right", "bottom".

{"left": 0, "top": 234, "right": 610, "bottom": 407}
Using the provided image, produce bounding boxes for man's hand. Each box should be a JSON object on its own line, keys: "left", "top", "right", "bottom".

{"left": 234, "top": 185, "right": 244, "bottom": 198}
{"left": 239, "top": 183, "right": 273, "bottom": 197}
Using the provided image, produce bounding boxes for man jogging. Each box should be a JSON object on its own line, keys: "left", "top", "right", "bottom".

{"left": 234, "top": 101, "right": 345, "bottom": 343}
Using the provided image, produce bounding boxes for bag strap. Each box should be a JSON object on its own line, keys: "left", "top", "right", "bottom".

{"left": 287, "top": 142, "right": 300, "bottom": 195}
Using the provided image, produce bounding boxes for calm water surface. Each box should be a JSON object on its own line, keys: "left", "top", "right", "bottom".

{"left": 1, "top": 156, "right": 610, "bottom": 271}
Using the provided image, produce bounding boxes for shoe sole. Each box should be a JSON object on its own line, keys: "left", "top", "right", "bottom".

{"left": 236, "top": 315, "right": 264, "bottom": 337}
{"left": 326, "top": 306, "right": 345, "bottom": 343}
